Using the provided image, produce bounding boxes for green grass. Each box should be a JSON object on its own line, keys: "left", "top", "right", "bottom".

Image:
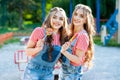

{"left": 93, "top": 35, "right": 120, "bottom": 47}
{"left": 0, "top": 38, "right": 20, "bottom": 48}
{"left": 0, "top": 27, "right": 12, "bottom": 34}
{"left": 107, "top": 39, "right": 120, "bottom": 47}
{"left": 0, "top": 23, "right": 41, "bottom": 34}
{"left": 0, "top": 44, "right": 2, "bottom": 48}
{"left": 1, "top": 26, "right": 120, "bottom": 48}
{"left": 93, "top": 36, "right": 103, "bottom": 45}
{"left": 0, "top": 24, "right": 41, "bottom": 48}
{"left": 13, "top": 28, "right": 33, "bottom": 36}
{"left": 4, "top": 38, "right": 20, "bottom": 44}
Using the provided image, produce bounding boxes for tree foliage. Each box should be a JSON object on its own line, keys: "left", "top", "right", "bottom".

{"left": 0, "top": 0, "right": 116, "bottom": 30}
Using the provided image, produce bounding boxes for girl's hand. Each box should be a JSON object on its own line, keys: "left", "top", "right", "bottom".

{"left": 36, "top": 39, "right": 44, "bottom": 50}
{"left": 61, "top": 41, "right": 71, "bottom": 53}
{"left": 46, "top": 28, "right": 53, "bottom": 35}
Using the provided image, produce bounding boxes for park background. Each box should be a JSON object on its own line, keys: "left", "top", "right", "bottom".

{"left": 0, "top": 0, "right": 120, "bottom": 46}
{"left": 0, "top": 0, "right": 120, "bottom": 80}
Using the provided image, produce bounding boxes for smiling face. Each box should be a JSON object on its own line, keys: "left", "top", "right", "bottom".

{"left": 73, "top": 8, "right": 86, "bottom": 27}
{"left": 50, "top": 11, "right": 64, "bottom": 30}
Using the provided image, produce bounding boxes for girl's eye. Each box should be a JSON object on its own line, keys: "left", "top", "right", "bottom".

{"left": 74, "top": 13, "right": 77, "bottom": 16}
{"left": 59, "top": 17, "right": 64, "bottom": 21}
{"left": 80, "top": 14, "right": 84, "bottom": 18}
{"left": 53, "top": 16, "right": 57, "bottom": 19}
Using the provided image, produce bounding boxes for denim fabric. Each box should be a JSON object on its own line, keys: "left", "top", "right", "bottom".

{"left": 61, "top": 31, "right": 87, "bottom": 80}
{"left": 62, "top": 38, "right": 77, "bottom": 66}
{"left": 23, "top": 62, "right": 54, "bottom": 80}
{"left": 61, "top": 39, "right": 83, "bottom": 80}
{"left": 61, "top": 64, "right": 82, "bottom": 80}
{"left": 23, "top": 44, "right": 61, "bottom": 80}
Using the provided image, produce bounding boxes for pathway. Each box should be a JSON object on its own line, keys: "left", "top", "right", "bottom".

{"left": 0, "top": 43, "right": 120, "bottom": 80}
{"left": 82, "top": 45, "right": 120, "bottom": 80}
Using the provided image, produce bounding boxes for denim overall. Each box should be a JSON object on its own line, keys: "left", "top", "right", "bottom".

{"left": 61, "top": 30, "right": 86, "bottom": 80}
{"left": 23, "top": 30, "right": 61, "bottom": 80}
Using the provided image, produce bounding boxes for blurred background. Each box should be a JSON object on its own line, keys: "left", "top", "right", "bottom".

{"left": 0, "top": 0, "right": 120, "bottom": 80}
{"left": 0, "top": 0, "right": 120, "bottom": 46}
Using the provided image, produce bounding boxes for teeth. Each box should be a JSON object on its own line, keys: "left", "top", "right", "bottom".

{"left": 54, "top": 24, "right": 59, "bottom": 26}
{"left": 75, "top": 21, "right": 79, "bottom": 23}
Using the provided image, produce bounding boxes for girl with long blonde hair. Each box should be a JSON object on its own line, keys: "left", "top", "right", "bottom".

{"left": 23, "top": 7, "right": 68, "bottom": 80}
{"left": 61, "top": 4, "right": 95, "bottom": 80}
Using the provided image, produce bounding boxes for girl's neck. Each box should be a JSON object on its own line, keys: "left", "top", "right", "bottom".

{"left": 53, "top": 29, "right": 59, "bottom": 35}
{"left": 74, "top": 26, "right": 84, "bottom": 33}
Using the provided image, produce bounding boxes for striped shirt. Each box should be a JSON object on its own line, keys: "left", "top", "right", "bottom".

{"left": 30, "top": 27, "right": 60, "bottom": 46}
{"left": 70, "top": 30, "right": 89, "bottom": 66}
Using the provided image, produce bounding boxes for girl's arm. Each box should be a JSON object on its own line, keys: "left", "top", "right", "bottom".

{"left": 61, "top": 48, "right": 84, "bottom": 64}
{"left": 25, "top": 27, "right": 45, "bottom": 56}
{"left": 25, "top": 39, "right": 44, "bottom": 56}
{"left": 61, "top": 42, "right": 84, "bottom": 64}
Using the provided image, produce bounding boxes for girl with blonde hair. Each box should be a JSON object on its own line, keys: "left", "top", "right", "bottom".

{"left": 61, "top": 4, "right": 95, "bottom": 80}
{"left": 23, "top": 7, "right": 68, "bottom": 80}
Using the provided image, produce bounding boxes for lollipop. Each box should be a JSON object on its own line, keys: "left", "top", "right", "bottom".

{"left": 46, "top": 28, "right": 53, "bottom": 35}
{"left": 69, "top": 34, "right": 77, "bottom": 42}
{"left": 43, "top": 28, "right": 53, "bottom": 40}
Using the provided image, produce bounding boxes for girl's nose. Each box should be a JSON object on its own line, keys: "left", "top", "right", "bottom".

{"left": 56, "top": 18, "right": 60, "bottom": 22}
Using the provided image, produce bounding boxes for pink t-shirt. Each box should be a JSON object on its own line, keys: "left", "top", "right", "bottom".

{"left": 30, "top": 27, "right": 60, "bottom": 46}
{"left": 70, "top": 30, "right": 89, "bottom": 66}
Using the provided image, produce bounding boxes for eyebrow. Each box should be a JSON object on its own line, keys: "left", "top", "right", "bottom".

{"left": 60, "top": 17, "right": 64, "bottom": 19}
{"left": 54, "top": 14, "right": 64, "bottom": 18}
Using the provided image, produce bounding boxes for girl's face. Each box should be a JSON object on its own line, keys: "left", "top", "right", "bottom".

{"left": 51, "top": 11, "right": 64, "bottom": 30}
{"left": 73, "top": 9, "right": 86, "bottom": 27}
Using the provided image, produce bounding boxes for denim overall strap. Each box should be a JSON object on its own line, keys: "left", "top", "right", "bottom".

{"left": 61, "top": 65, "right": 82, "bottom": 80}
{"left": 30, "top": 44, "right": 61, "bottom": 67}
{"left": 61, "top": 30, "right": 87, "bottom": 80}
{"left": 23, "top": 29, "right": 61, "bottom": 80}
{"left": 30, "top": 29, "right": 61, "bottom": 67}
{"left": 62, "top": 30, "right": 87, "bottom": 66}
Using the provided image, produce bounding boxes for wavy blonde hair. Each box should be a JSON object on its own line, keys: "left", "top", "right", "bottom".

{"left": 70, "top": 4, "right": 95, "bottom": 68}
{"left": 42, "top": 7, "right": 68, "bottom": 61}
{"left": 43, "top": 7, "right": 68, "bottom": 44}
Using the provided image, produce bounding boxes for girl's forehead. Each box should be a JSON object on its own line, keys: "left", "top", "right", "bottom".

{"left": 75, "top": 9, "right": 84, "bottom": 14}
{"left": 53, "top": 11, "right": 64, "bottom": 17}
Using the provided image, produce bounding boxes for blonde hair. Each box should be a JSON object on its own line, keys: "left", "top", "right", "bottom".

{"left": 43, "top": 7, "right": 68, "bottom": 44}
{"left": 70, "top": 4, "right": 95, "bottom": 68}
{"left": 42, "top": 7, "right": 68, "bottom": 61}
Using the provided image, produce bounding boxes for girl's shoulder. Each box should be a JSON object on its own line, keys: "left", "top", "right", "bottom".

{"left": 34, "top": 27, "right": 45, "bottom": 32}
{"left": 30, "top": 27, "right": 45, "bottom": 43}
{"left": 32, "top": 27, "right": 45, "bottom": 35}
{"left": 77, "top": 30, "right": 89, "bottom": 42}
{"left": 78, "top": 30, "right": 88, "bottom": 37}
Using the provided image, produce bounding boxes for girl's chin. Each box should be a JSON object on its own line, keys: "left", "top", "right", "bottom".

{"left": 73, "top": 24, "right": 80, "bottom": 26}
{"left": 53, "top": 26, "right": 61, "bottom": 29}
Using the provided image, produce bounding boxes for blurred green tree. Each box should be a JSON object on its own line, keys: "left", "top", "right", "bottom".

{"left": 7, "top": 0, "right": 36, "bottom": 29}
{"left": 0, "top": 0, "right": 116, "bottom": 30}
